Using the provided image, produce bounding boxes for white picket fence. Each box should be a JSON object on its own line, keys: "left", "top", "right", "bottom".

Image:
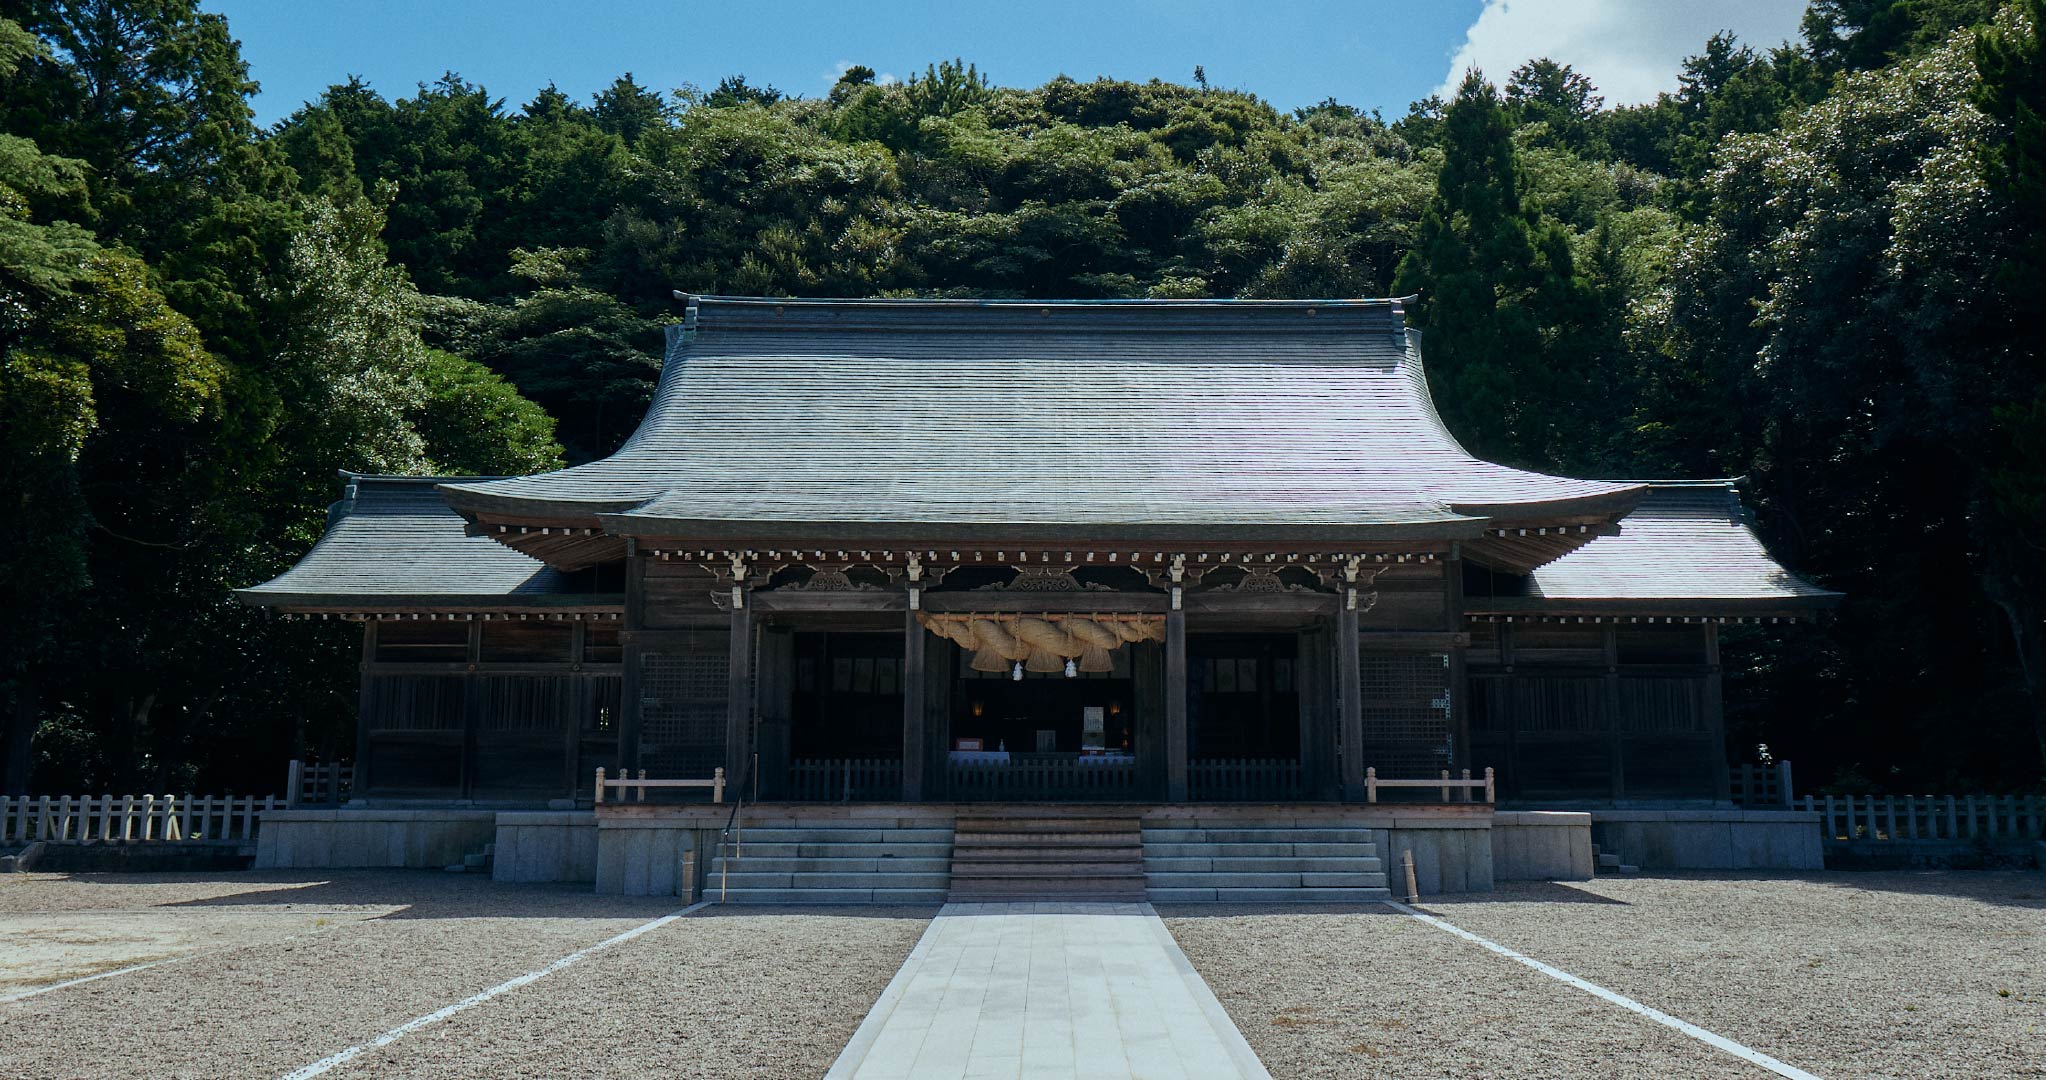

{"left": 0, "top": 794, "right": 275, "bottom": 844}
{"left": 1805, "top": 793, "right": 2044, "bottom": 843}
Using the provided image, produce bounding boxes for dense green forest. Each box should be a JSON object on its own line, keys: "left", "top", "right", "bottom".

{"left": 2, "top": 0, "right": 2043, "bottom": 795}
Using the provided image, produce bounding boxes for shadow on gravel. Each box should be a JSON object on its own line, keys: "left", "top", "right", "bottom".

{"left": 1422, "top": 881, "right": 1629, "bottom": 906}
{"left": 1736, "top": 868, "right": 2046, "bottom": 909}
{"left": 685, "top": 904, "right": 938, "bottom": 921}
{"left": 55, "top": 870, "right": 687, "bottom": 919}
{"left": 1153, "top": 903, "right": 1405, "bottom": 919}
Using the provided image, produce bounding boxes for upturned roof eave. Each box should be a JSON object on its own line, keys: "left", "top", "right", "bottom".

{"left": 1464, "top": 593, "right": 1842, "bottom": 618}
{"left": 233, "top": 587, "right": 625, "bottom": 612}
{"left": 586, "top": 511, "right": 1492, "bottom": 546}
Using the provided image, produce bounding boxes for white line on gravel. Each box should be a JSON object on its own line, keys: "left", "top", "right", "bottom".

{"left": 1383, "top": 900, "right": 1821, "bottom": 1080}
{"left": 278, "top": 900, "right": 709, "bottom": 1080}
{"left": 0, "top": 959, "right": 180, "bottom": 1004}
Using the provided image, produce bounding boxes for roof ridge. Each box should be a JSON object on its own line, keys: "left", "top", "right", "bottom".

{"left": 675, "top": 292, "right": 1416, "bottom": 309}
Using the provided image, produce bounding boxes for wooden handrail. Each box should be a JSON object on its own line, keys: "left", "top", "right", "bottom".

{"left": 1365, "top": 767, "right": 1496, "bottom": 804}
{"left": 592, "top": 767, "right": 725, "bottom": 805}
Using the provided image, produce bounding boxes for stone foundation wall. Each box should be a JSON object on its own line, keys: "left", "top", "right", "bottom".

{"left": 1590, "top": 810, "right": 1823, "bottom": 871}
{"left": 1491, "top": 811, "right": 1595, "bottom": 881}
{"left": 254, "top": 810, "right": 495, "bottom": 869}
{"left": 593, "top": 819, "right": 712, "bottom": 897}
{"left": 492, "top": 812, "right": 599, "bottom": 883}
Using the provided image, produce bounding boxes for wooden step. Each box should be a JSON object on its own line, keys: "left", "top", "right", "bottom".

{"left": 954, "top": 818, "right": 1140, "bottom": 834}
{"left": 947, "top": 811, "right": 1146, "bottom": 901}
{"left": 953, "top": 832, "right": 1139, "bottom": 848}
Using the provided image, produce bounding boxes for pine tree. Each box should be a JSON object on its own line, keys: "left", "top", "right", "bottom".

{"left": 1393, "top": 70, "right": 1588, "bottom": 466}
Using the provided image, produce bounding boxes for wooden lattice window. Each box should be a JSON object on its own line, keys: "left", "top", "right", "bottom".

{"left": 1358, "top": 651, "right": 1452, "bottom": 776}
{"left": 640, "top": 650, "right": 728, "bottom": 775}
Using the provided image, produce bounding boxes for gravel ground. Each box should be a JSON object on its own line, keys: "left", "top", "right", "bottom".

{"left": 0, "top": 871, "right": 681, "bottom": 1079}
{"left": 341, "top": 906, "right": 932, "bottom": 1079}
{"left": 1165, "top": 871, "right": 2046, "bottom": 1079}
{"left": 1430, "top": 873, "right": 2046, "bottom": 1079}
{"left": 1, "top": 872, "right": 406, "bottom": 997}
{"left": 1163, "top": 904, "right": 1744, "bottom": 1079}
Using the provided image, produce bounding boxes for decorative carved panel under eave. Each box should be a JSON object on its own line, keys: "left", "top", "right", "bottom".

{"left": 974, "top": 566, "right": 1112, "bottom": 593}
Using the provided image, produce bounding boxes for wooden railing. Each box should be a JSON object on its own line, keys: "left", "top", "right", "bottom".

{"left": 1, "top": 794, "right": 273, "bottom": 844}
{"left": 593, "top": 767, "right": 725, "bottom": 804}
{"left": 1364, "top": 767, "right": 1496, "bottom": 804}
{"left": 1806, "top": 793, "right": 2043, "bottom": 843}
{"left": 787, "top": 759, "right": 903, "bottom": 802}
{"left": 285, "top": 760, "right": 354, "bottom": 808}
{"left": 1731, "top": 761, "right": 1795, "bottom": 808}
{"left": 1189, "top": 758, "right": 1304, "bottom": 801}
{"left": 946, "top": 756, "right": 1141, "bottom": 801}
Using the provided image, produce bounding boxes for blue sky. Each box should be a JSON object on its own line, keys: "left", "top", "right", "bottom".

{"left": 207, "top": 1, "right": 1808, "bottom": 127}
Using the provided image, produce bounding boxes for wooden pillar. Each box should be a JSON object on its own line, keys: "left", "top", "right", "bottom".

{"left": 1603, "top": 624, "right": 1625, "bottom": 803}
{"left": 1296, "top": 625, "right": 1336, "bottom": 800}
{"left": 925, "top": 637, "right": 954, "bottom": 800}
{"left": 1446, "top": 549, "right": 1472, "bottom": 775}
{"left": 566, "top": 620, "right": 587, "bottom": 800}
{"left": 1134, "top": 643, "right": 1166, "bottom": 798}
{"left": 1705, "top": 623, "right": 1731, "bottom": 806}
{"left": 355, "top": 621, "right": 377, "bottom": 799}
{"left": 1165, "top": 602, "right": 1189, "bottom": 802}
{"left": 1338, "top": 594, "right": 1364, "bottom": 801}
{"left": 618, "top": 545, "right": 646, "bottom": 772}
{"left": 1500, "top": 622, "right": 1519, "bottom": 802}
{"left": 461, "top": 619, "right": 481, "bottom": 800}
{"left": 726, "top": 589, "right": 754, "bottom": 796}
{"left": 902, "top": 611, "right": 927, "bottom": 802}
{"left": 755, "top": 627, "right": 794, "bottom": 800}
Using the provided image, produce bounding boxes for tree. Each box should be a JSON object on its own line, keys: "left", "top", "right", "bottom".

{"left": 1973, "top": 0, "right": 2046, "bottom": 775}
{"left": 410, "top": 349, "right": 565, "bottom": 474}
{"left": 1392, "top": 70, "right": 1596, "bottom": 467}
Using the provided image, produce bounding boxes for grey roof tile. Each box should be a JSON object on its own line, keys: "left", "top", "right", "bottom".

{"left": 439, "top": 297, "right": 1644, "bottom": 539}
{"left": 1472, "top": 482, "right": 1840, "bottom": 614}
{"left": 237, "top": 475, "right": 604, "bottom": 609}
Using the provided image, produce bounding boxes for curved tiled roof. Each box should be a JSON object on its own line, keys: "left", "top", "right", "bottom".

{"left": 1466, "top": 482, "right": 1840, "bottom": 616}
{"left": 440, "top": 296, "right": 1643, "bottom": 544}
{"left": 236, "top": 475, "right": 614, "bottom": 610}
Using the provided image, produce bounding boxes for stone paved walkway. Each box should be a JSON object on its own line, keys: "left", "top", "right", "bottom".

{"left": 826, "top": 901, "right": 1270, "bottom": 1080}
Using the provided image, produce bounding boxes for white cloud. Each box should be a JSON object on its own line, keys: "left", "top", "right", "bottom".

{"left": 1436, "top": 0, "right": 1807, "bottom": 106}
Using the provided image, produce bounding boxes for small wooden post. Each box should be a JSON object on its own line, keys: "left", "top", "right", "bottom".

{"left": 36, "top": 795, "right": 51, "bottom": 841}
{"left": 1777, "top": 760, "right": 1794, "bottom": 807}
{"left": 240, "top": 795, "right": 256, "bottom": 841}
{"left": 636, "top": 768, "right": 647, "bottom": 803}
{"left": 1484, "top": 767, "right": 1496, "bottom": 804}
{"left": 1365, "top": 766, "right": 1378, "bottom": 804}
{"left": 99, "top": 793, "right": 114, "bottom": 840}
{"left": 1439, "top": 770, "right": 1451, "bottom": 803}
{"left": 712, "top": 767, "right": 726, "bottom": 804}
{"left": 594, "top": 767, "right": 606, "bottom": 805}
{"left": 287, "top": 760, "right": 305, "bottom": 810}
{"left": 1459, "top": 769, "right": 1472, "bottom": 803}
{"left": 1401, "top": 849, "right": 1418, "bottom": 904}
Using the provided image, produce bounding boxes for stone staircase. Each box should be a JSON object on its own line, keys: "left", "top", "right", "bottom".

{"left": 708, "top": 822, "right": 953, "bottom": 904}
{"left": 1143, "top": 823, "right": 1391, "bottom": 903}
{"left": 948, "top": 814, "right": 1147, "bottom": 902}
